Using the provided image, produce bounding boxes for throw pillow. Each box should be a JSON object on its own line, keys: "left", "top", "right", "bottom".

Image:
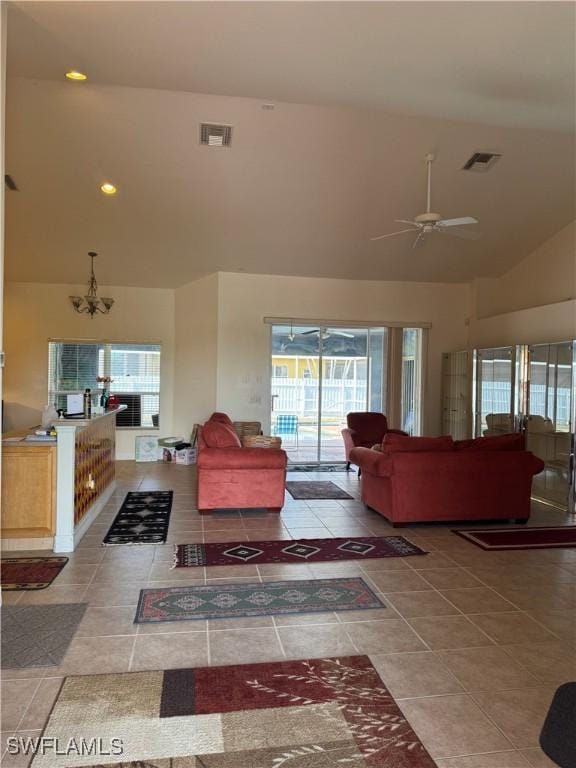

{"left": 208, "top": 412, "right": 234, "bottom": 426}
{"left": 455, "top": 433, "right": 525, "bottom": 451}
{"left": 202, "top": 421, "right": 242, "bottom": 449}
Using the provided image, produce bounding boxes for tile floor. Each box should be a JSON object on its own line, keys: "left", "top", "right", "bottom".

{"left": 2, "top": 461, "right": 574, "bottom": 767}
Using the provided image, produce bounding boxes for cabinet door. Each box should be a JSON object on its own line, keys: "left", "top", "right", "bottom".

{"left": 1, "top": 448, "right": 56, "bottom": 537}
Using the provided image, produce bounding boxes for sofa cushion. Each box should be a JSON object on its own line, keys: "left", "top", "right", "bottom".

{"left": 455, "top": 433, "right": 525, "bottom": 451}
{"left": 202, "top": 421, "right": 242, "bottom": 449}
{"left": 209, "top": 412, "right": 234, "bottom": 427}
{"left": 198, "top": 447, "right": 287, "bottom": 470}
{"left": 382, "top": 434, "right": 454, "bottom": 453}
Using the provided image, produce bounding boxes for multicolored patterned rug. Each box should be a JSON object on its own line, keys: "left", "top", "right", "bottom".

{"left": 285, "top": 481, "right": 353, "bottom": 499}
{"left": 174, "top": 535, "right": 426, "bottom": 567}
{"left": 1, "top": 556, "right": 69, "bottom": 590}
{"left": 2, "top": 603, "right": 87, "bottom": 668}
{"left": 103, "top": 491, "right": 173, "bottom": 545}
{"left": 454, "top": 525, "right": 576, "bottom": 550}
{"left": 30, "top": 656, "right": 436, "bottom": 767}
{"left": 135, "top": 578, "right": 383, "bottom": 623}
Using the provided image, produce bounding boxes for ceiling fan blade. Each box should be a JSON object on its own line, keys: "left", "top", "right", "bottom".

{"left": 412, "top": 231, "right": 425, "bottom": 249}
{"left": 438, "top": 227, "right": 482, "bottom": 241}
{"left": 370, "top": 228, "right": 417, "bottom": 241}
{"left": 394, "top": 219, "right": 418, "bottom": 226}
{"left": 333, "top": 331, "right": 355, "bottom": 338}
{"left": 299, "top": 330, "right": 319, "bottom": 335}
{"left": 437, "top": 216, "right": 479, "bottom": 227}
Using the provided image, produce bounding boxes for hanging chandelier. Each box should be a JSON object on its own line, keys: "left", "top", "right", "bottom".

{"left": 69, "top": 252, "right": 114, "bottom": 318}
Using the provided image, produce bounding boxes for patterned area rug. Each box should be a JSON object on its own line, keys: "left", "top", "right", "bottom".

{"left": 30, "top": 655, "right": 436, "bottom": 767}
{"left": 454, "top": 525, "right": 576, "bottom": 550}
{"left": 288, "top": 464, "right": 348, "bottom": 472}
{"left": 135, "top": 578, "right": 384, "bottom": 624}
{"left": 174, "top": 535, "right": 426, "bottom": 567}
{"left": 1, "top": 556, "right": 69, "bottom": 591}
{"left": 286, "top": 481, "right": 353, "bottom": 499}
{"left": 103, "top": 491, "right": 173, "bottom": 545}
{"left": 2, "top": 603, "right": 87, "bottom": 668}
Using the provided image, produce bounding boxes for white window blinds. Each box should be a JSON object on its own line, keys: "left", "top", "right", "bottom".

{"left": 48, "top": 341, "right": 161, "bottom": 428}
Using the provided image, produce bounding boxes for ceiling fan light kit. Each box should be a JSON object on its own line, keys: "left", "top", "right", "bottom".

{"left": 371, "top": 154, "right": 481, "bottom": 247}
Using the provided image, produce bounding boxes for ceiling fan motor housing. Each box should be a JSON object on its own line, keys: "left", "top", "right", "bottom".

{"left": 415, "top": 212, "right": 442, "bottom": 223}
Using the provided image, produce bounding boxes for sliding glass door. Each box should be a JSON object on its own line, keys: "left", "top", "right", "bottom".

{"left": 270, "top": 324, "right": 388, "bottom": 464}
{"left": 473, "top": 346, "right": 516, "bottom": 437}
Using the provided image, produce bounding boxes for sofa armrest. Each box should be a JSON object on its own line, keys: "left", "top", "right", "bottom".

{"left": 198, "top": 447, "right": 287, "bottom": 470}
{"left": 387, "top": 429, "right": 409, "bottom": 436}
{"left": 349, "top": 447, "right": 393, "bottom": 477}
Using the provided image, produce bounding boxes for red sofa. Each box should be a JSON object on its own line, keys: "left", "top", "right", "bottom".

{"left": 197, "top": 414, "right": 287, "bottom": 514}
{"left": 350, "top": 433, "right": 544, "bottom": 525}
{"left": 342, "top": 412, "right": 407, "bottom": 470}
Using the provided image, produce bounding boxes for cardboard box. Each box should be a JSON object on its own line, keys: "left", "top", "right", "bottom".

{"left": 175, "top": 447, "right": 196, "bottom": 465}
{"left": 158, "top": 436, "right": 184, "bottom": 448}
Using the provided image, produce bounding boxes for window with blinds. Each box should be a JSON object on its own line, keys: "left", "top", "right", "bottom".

{"left": 48, "top": 342, "right": 161, "bottom": 428}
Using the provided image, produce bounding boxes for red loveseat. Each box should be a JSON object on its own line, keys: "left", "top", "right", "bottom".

{"left": 197, "top": 413, "right": 287, "bottom": 515}
{"left": 342, "top": 412, "right": 407, "bottom": 470}
{"left": 350, "top": 433, "right": 544, "bottom": 526}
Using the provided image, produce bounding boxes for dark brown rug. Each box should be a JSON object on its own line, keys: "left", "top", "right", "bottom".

{"left": 1, "top": 556, "right": 69, "bottom": 590}
{"left": 454, "top": 525, "right": 576, "bottom": 550}
{"left": 285, "top": 481, "right": 353, "bottom": 500}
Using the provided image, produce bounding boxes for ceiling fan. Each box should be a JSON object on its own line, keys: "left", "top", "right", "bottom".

{"left": 298, "top": 329, "right": 355, "bottom": 340}
{"left": 371, "top": 154, "right": 481, "bottom": 249}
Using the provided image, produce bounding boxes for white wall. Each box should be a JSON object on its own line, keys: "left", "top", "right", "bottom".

{"left": 216, "top": 272, "right": 471, "bottom": 436}
{"left": 173, "top": 273, "right": 218, "bottom": 435}
{"left": 470, "top": 221, "right": 576, "bottom": 348}
{"left": 3, "top": 282, "right": 175, "bottom": 458}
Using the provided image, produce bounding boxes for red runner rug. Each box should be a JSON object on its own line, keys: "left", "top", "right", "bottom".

{"left": 174, "top": 535, "right": 426, "bottom": 567}
{"left": 1, "top": 557, "right": 68, "bottom": 590}
{"left": 454, "top": 526, "right": 576, "bottom": 551}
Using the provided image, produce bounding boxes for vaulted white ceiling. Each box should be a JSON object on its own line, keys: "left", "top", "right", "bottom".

{"left": 5, "top": 1, "right": 575, "bottom": 288}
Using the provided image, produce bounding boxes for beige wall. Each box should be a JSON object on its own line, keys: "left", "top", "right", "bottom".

{"left": 215, "top": 272, "right": 471, "bottom": 436}
{"left": 470, "top": 220, "right": 576, "bottom": 348}
{"left": 3, "top": 282, "right": 175, "bottom": 458}
{"left": 173, "top": 273, "right": 218, "bottom": 434}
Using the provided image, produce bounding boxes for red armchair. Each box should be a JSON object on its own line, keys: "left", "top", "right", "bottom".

{"left": 197, "top": 418, "right": 287, "bottom": 515}
{"left": 342, "top": 412, "right": 407, "bottom": 470}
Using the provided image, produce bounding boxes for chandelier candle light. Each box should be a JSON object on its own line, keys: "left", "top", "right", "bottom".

{"left": 69, "top": 252, "right": 114, "bottom": 318}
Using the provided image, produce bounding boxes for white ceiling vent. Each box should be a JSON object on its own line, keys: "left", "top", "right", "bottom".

{"left": 200, "top": 123, "right": 233, "bottom": 147}
{"left": 462, "top": 152, "right": 501, "bottom": 172}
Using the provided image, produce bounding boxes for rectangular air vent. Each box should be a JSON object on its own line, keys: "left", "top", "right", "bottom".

{"left": 5, "top": 174, "right": 18, "bottom": 191}
{"left": 462, "top": 152, "right": 501, "bottom": 172}
{"left": 200, "top": 123, "right": 233, "bottom": 147}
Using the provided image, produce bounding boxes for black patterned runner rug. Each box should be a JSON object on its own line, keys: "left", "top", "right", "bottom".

{"left": 103, "top": 491, "right": 173, "bottom": 545}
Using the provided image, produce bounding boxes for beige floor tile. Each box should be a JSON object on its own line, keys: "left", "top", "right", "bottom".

{"left": 1, "top": 679, "right": 40, "bottom": 732}
{"left": 407, "top": 552, "right": 457, "bottom": 569}
{"left": 203, "top": 565, "right": 260, "bottom": 579}
{"left": 472, "top": 687, "right": 556, "bottom": 748}
{"left": 18, "top": 677, "right": 63, "bottom": 731}
{"left": 83, "top": 582, "right": 143, "bottom": 606}
{"left": 369, "top": 651, "right": 464, "bottom": 698}
{"left": 385, "top": 591, "right": 460, "bottom": 618}
{"left": 337, "top": 606, "right": 398, "bottom": 622}
{"left": 408, "top": 616, "right": 494, "bottom": 650}
{"left": 398, "top": 694, "right": 512, "bottom": 758}
{"left": 1, "top": 730, "right": 45, "bottom": 768}
{"left": 419, "top": 568, "right": 482, "bottom": 589}
{"left": 436, "top": 646, "right": 539, "bottom": 692}
{"left": 440, "top": 587, "right": 518, "bottom": 614}
{"left": 501, "top": 640, "right": 576, "bottom": 684}
{"left": 76, "top": 605, "right": 138, "bottom": 636}
{"left": 468, "top": 613, "right": 559, "bottom": 645}
{"left": 358, "top": 557, "right": 411, "bottom": 571}
{"left": 131, "top": 631, "right": 208, "bottom": 671}
{"left": 526, "top": 609, "right": 576, "bottom": 645}
{"left": 56, "top": 635, "right": 135, "bottom": 675}
{"left": 274, "top": 611, "right": 339, "bottom": 626}
{"left": 92, "top": 562, "right": 152, "bottom": 583}
{"left": 17, "top": 585, "right": 87, "bottom": 605}
{"left": 364, "top": 570, "right": 434, "bottom": 592}
{"left": 278, "top": 623, "right": 357, "bottom": 659}
{"left": 435, "top": 752, "right": 531, "bottom": 767}
{"left": 344, "top": 619, "right": 426, "bottom": 653}
{"left": 209, "top": 628, "right": 285, "bottom": 665}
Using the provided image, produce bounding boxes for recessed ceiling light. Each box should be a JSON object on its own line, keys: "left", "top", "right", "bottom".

{"left": 65, "top": 70, "right": 87, "bottom": 81}
{"left": 100, "top": 183, "right": 117, "bottom": 195}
